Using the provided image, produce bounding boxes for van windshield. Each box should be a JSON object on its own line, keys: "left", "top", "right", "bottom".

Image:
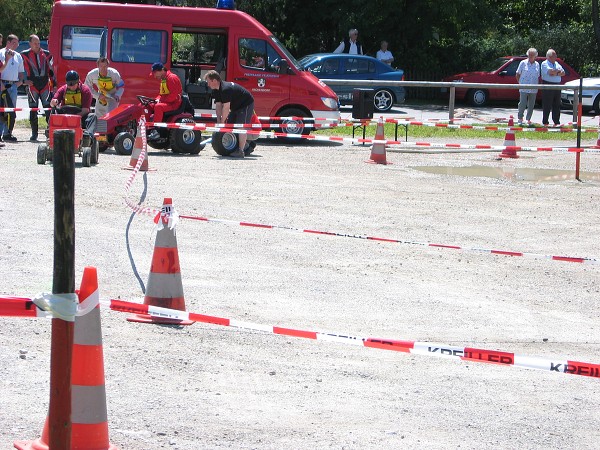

{"left": 269, "top": 36, "right": 300, "bottom": 70}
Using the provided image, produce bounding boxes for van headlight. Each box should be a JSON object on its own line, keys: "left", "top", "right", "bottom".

{"left": 321, "top": 97, "right": 338, "bottom": 110}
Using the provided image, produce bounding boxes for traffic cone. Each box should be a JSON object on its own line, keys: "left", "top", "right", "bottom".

{"left": 14, "top": 267, "right": 118, "bottom": 450}
{"left": 498, "top": 116, "right": 519, "bottom": 159}
{"left": 124, "top": 118, "right": 151, "bottom": 171}
{"left": 127, "top": 198, "right": 193, "bottom": 325}
{"left": 366, "top": 116, "right": 391, "bottom": 165}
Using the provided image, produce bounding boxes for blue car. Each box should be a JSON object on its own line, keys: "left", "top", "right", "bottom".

{"left": 298, "top": 53, "right": 405, "bottom": 112}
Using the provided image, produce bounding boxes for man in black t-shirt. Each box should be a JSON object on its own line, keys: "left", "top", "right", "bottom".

{"left": 204, "top": 70, "right": 254, "bottom": 158}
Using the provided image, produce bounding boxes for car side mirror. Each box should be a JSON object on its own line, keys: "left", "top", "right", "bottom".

{"left": 278, "top": 59, "right": 289, "bottom": 74}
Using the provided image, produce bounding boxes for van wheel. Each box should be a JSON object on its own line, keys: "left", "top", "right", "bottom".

{"left": 211, "top": 131, "right": 238, "bottom": 156}
{"left": 170, "top": 118, "right": 202, "bottom": 154}
{"left": 277, "top": 108, "right": 310, "bottom": 142}
{"left": 114, "top": 132, "right": 135, "bottom": 156}
{"left": 467, "top": 89, "right": 488, "bottom": 107}
{"left": 374, "top": 89, "right": 394, "bottom": 111}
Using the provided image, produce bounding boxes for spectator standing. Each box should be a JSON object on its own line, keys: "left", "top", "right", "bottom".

{"left": 0, "top": 34, "right": 25, "bottom": 142}
{"left": 540, "top": 48, "right": 565, "bottom": 126}
{"left": 376, "top": 41, "right": 394, "bottom": 66}
{"left": 333, "top": 29, "right": 363, "bottom": 55}
{"left": 147, "top": 62, "right": 182, "bottom": 140}
{"left": 85, "top": 57, "right": 124, "bottom": 120}
{"left": 22, "top": 34, "right": 53, "bottom": 142}
{"left": 204, "top": 70, "right": 255, "bottom": 158}
{"left": 515, "top": 48, "right": 540, "bottom": 126}
{"left": 0, "top": 33, "right": 5, "bottom": 147}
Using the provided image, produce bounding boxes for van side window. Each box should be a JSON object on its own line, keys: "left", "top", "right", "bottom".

{"left": 61, "top": 26, "right": 105, "bottom": 60}
{"left": 239, "top": 38, "right": 280, "bottom": 73}
{"left": 111, "top": 29, "right": 167, "bottom": 64}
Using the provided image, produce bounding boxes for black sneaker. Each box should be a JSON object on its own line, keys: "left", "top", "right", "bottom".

{"left": 147, "top": 129, "right": 160, "bottom": 141}
{"left": 2, "top": 134, "right": 17, "bottom": 142}
{"left": 30, "top": 135, "right": 38, "bottom": 142}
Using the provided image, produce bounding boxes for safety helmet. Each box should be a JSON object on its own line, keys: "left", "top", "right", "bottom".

{"left": 65, "top": 70, "right": 80, "bottom": 83}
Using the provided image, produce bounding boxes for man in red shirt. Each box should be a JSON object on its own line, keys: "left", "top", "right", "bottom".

{"left": 50, "top": 70, "right": 96, "bottom": 142}
{"left": 147, "top": 62, "right": 182, "bottom": 140}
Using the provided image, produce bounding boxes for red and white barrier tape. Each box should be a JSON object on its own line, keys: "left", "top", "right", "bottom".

{"left": 178, "top": 213, "right": 599, "bottom": 265}
{"left": 1, "top": 296, "right": 597, "bottom": 379}
{"left": 123, "top": 117, "right": 160, "bottom": 219}
{"left": 385, "top": 119, "right": 599, "bottom": 133}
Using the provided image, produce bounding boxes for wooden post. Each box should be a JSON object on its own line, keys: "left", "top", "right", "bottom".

{"left": 448, "top": 86, "right": 455, "bottom": 124}
{"left": 49, "top": 129, "right": 76, "bottom": 450}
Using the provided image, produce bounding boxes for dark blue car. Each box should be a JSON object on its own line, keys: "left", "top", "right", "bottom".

{"left": 299, "top": 53, "right": 405, "bottom": 112}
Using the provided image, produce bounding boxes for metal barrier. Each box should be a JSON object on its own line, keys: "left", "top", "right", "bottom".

{"left": 321, "top": 79, "right": 581, "bottom": 122}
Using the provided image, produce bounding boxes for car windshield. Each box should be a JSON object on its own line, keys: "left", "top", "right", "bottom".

{"left": 297, "top": 55, "right": 319, "bottom": 70}
{"left": 269, "top": 35, "right": 300, "bottom": 70}
{"left": 480, "top": 57, "right": 510, "bottom": 72}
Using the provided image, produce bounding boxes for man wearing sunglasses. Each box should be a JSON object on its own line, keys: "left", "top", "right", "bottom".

{"left": 50, "top": 70, "right": 97, "bottom": 141}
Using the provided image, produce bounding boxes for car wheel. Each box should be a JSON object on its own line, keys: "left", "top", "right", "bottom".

{"left": 593, "top": 95, "right": 600, "bottom": 114}
{"left": 467, "top": 89, "right": 488, "bottom": 107}
{"left": 211, "top": 131, "right": 238, "bottom": 156}
{"left": 114, "top": 132, "right": 135, "bottom": 156}
{"left": 374, "top": 89, "right": 394, "bottom": 112}
{"left": 170, "top": 118, "right": 202, "bottom": 154}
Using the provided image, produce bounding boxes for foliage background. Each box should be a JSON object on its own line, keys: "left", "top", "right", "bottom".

{"left": 2, "top": 0, "right": 599, "bottom": 78}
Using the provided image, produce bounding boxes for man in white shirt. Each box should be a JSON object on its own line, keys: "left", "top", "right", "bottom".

{"left": 0, "top": 34, "right": 25, "bottom": 141}
{"left": 540, "top": 48, "right": 565, "bottom": 126}
{"left": 376, "top": 41, "right": 394, "bottom": 66}
{"left": 333, "top": 29, "right": 363, "bottom": 55}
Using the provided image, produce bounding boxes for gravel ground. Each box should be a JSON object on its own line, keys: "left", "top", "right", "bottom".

{"left": 1, "top": 123, "right": 599, "bottom": 449}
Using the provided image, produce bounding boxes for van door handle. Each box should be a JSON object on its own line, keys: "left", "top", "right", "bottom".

{"left": 234, "top": 77, "right": 249, "bottom": 82}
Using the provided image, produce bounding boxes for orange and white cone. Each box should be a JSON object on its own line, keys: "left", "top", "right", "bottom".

{"left": 366, "top": 116, "right": 391, "bottom": 165}
{"left": 499, "top": 115, "right": 519, "bottom": 159}
{"left": 14, "top": 267, "right": 118, "bottom": 450}
{"left": 124, "top": 118, "right": 150, "bottom": 171}
{"left": 127, "top": 198, "right": 193, "bottom": 325}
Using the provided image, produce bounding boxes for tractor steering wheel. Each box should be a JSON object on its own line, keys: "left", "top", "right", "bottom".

{"left": 137, "top": 95, "right": 157, "bottom": 106}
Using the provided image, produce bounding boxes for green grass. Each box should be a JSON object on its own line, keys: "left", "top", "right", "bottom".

{"left": 316, "top": 122, "right": 597, "bottom": 142}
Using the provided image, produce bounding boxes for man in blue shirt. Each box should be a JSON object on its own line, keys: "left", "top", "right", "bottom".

{"left": 540, "top": 49, "right": 565, "bottom": 126}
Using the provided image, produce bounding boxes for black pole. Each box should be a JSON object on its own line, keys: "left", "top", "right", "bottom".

{"left": 49, "top": 129, "right": 76, "bottom": 450}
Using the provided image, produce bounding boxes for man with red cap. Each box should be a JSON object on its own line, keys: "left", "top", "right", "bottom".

{"left": 147, "top": 62, "right": 182, "bottom": 140}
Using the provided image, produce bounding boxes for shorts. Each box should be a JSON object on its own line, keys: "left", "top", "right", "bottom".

{"left": 226, "top": 102, "right": 254, "bottom": 125}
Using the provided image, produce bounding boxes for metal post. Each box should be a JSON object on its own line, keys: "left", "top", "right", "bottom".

{"left": 572, "top": 87, "right": 579, "bottom": 123}
{"left": 449, "top": 86, "right": 455, "bottom": 123}
{"left": 49, "top": 129, "right": 76, "bottom": 450}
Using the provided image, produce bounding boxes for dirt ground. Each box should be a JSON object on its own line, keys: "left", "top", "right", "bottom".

{"left": 1, "top": 122, "right": 599, "bottom": 449}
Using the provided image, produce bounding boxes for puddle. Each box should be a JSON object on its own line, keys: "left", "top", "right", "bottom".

{"left": 411, "top": 165, "right": 600, "bottom": 183}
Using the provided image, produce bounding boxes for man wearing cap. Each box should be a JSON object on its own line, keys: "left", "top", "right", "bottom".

{"left": 50, "top": 70, "right": 97, "bottom": 138}
{"left": 148, "top": 62, "right": 182, "bottom": 140}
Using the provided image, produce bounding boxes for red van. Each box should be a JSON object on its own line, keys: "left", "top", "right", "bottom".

{"left": 49, "top": 0, "right": 339, "bottom": 132}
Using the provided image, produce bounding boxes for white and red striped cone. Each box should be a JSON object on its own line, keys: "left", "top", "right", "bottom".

{"left": 123, "top": 118, "right": 150, "bottom": 171}
{"left": 366, "top": 116, "right": 391, "bottom": 165}
{"left": 499, "top": 115, "right": 519, "bottom": 159}
{"left": 14, "top": 267, "right": 118, "bottom": 450}
{"left": 128, "top": 198, "right": 193, "bottom": 325}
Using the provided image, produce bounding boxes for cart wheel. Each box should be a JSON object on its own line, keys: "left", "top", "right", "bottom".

{"left": 90, "top": 139, "right": 99, "bottom": 165}
{"left": 114, "top": 131, "right": 135, "bottom": 156}
{"left": 82, "top": 147, "right": 92, "bottom": 167}
{"left": 37, "top": 144, "right": 47, "bottom": 165}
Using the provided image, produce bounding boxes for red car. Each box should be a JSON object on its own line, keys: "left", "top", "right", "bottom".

{"left": 442, "top": 56, "right": 580, "bottom": 106}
